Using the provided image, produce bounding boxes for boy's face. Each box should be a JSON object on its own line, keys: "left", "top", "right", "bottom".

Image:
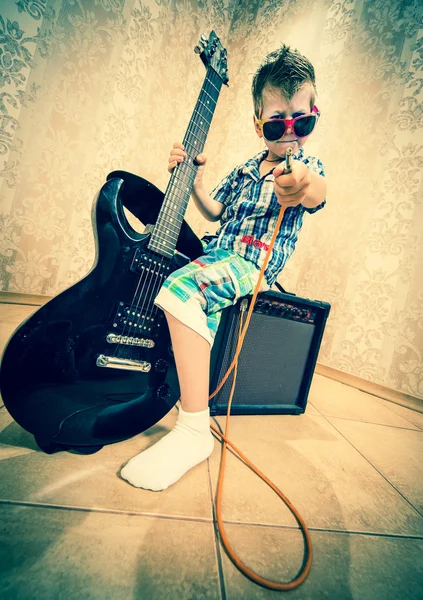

{"left": 253, "top": 83, "right": 315, "bottom": 160}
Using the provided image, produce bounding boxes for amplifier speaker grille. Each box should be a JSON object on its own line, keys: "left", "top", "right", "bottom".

{"left": 209, "top": 291, "right": 330, "bottom": 415}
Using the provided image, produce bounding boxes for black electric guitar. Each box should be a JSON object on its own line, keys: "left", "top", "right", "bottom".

{"left": 0, "top": 31, "right": 229, "bottom": 454}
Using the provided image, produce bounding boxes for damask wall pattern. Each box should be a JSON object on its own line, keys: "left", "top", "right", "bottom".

{"left": 0, "top": 0, "right": 422, "bottom": 399}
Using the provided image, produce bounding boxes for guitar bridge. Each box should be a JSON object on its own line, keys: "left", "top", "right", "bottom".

{"left": 96, "top": 354, "right": 151, "bottom": 372}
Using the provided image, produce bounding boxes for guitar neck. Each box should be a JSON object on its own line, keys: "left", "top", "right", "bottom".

{"left": 148, "top": 66, "right": 224, "bottom": 258}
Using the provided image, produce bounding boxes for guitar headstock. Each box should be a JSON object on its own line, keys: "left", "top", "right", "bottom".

{"left": 194, "top": 30, "right": 229, "bottom": 85}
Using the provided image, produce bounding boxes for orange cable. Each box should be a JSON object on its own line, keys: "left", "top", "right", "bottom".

{"left": 208, "top": 205, "right": 313, "bottom": 590}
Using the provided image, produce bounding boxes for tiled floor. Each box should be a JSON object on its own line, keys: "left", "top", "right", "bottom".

{"left": 0, "top": 303, "right": 422, "bottom": 599}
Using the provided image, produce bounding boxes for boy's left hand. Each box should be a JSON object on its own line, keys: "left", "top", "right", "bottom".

{"left": 273, "top": 159, "right": 311, "bottom": 208}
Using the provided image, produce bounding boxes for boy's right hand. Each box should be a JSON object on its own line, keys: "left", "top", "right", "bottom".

{"left": 168, "top": 142, "right": 207, "bottom": 188}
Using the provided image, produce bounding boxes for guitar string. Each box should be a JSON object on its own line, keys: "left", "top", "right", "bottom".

{"left": 111, "top": 84, "right": 211, "bottom": 358}
{"left": 130, "top": 74, "right": 217, "bottom": 338}
{"left": 133, "top": 74, "right": 217, "bottom": 340}
{"left": 112, "top": 265, "right": 149, "bottom": 358}
{"left": 142, "top": 72, "right": 220, "bottom": 330}
{"left": 115, "top": 69, "right": 221, "bottom": 354}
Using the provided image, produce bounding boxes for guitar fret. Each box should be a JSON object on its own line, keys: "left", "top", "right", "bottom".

{"left": 182, "top": 150, "right": 202, "bottom": 166}
{"left": 171, "top": 172, "right": 195, "bottom": 194}
{"left": 200, "top": 87, "right": 216, "bottom": 105}
{"left": 199, "top": 94, "right": 215, "bottom": 110}
{"left": 158, "top": 204, "right": 185, "bottom": 226}
{"left": 150, "top": 232, "right": 179, "bottom": 252}
{"left": 201, "top": 86, "right": 218, "bottom": 103}
{"left": 187, "top": 116, "right": 210, "bottom": 138}
{"left": 183, "top": 142, "right": 205, "bottom": 161}
{"left": 205, "top": 77, "right": 220, "bottom": 94}
{"left": 185, "top": 126, "right": 206, "bottom": 146}
{"left": 161, "top": 194, "right": 187, "bottom": 219}
{"left": 185, "top": 129, "right": 207, "bottom": 149}
{"left": 152, "top": 215, "right": 181, "bottom": 235}
{"left": 202, "top": 77, "right": 219, "bottom": 96}
{"left": 169, "top": 183, "right": 193, "bottom": 202}
{"left": 185, "top": 160, "right": 199, "bottom": 173}
{"left": 196, "top": 98, "right": 214, "bottom": 117}
{"left": 151, "top": 228, "right": 178, "bottom": 244}
{"left": 162, "top": 198, "right": 188, "bottom": 218}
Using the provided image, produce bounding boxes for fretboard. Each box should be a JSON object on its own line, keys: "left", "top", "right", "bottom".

{"left": 148, "top": 67, "right": 223, "bottom": 258}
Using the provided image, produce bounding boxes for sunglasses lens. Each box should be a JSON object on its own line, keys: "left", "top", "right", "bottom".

{"left": 294, "top": 115, "right": 316, "bottom": 137}
{"left": 262, "top": 121, "right": 285, "bottom": 141}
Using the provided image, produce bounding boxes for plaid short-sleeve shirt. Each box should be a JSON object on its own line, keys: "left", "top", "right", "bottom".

{"left": 205, "top": 147, "right": 326, "bottom": 286}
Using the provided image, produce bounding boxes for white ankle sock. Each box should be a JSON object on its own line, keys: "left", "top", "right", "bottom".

{"left": 120, "top": 406, "right": 214, "bottom": 491}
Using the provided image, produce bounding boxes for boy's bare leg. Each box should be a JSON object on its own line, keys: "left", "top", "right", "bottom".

{"left": 120, "top": 311, "right": 214, "bottom": 491}
{"left": 165, "top": 311, "right": 210, "bottom": 412}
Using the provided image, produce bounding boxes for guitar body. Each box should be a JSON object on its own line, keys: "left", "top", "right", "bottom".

{"left": 0, "top": 29, "right": 229, "bottom": 454}
{"left": 0, "top": 177, "right": 198, "bottom": 453}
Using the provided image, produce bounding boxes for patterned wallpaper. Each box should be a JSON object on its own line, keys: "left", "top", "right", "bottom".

{"left": 0, "top": 0, "right": 422, "bottom": 399}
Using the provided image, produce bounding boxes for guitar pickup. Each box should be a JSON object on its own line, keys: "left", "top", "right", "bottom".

{"left": 111, "top": 302, "right": 160, "bottom": 334}
{"left": 106, "top": 333, "right": 154, "bottom": 348}
{"left": 130, "top": 248, "right": 172, "bottom": 275}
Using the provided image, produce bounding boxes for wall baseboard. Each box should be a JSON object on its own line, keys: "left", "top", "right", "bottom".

{"left": 315, "top": 363, "right": 423, "bottom": 414}
{"left": 1, "top": 291, "right": 422, "bottom": 414}
{"left": 0, "top": 292, "right": 51, "bottom": 306}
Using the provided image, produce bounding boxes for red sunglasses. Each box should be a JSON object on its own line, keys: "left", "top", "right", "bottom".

{"left": 257, "top": 106, "right": 320, "bottom": 141}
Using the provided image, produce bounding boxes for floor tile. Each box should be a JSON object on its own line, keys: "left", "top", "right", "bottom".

{"left": 304, "top": 401, "right": 320, "bottom": 416}
{"left": 0, "top": 304, "right": 37, "bottom": 321}
{"left": 373, "top": 396, "right": 423, "bottom": 431}
{"left": 327, "top": 417, "right": 423, "bottom": 513}
{"left": 218, "top": 522, "right": 423, "bottom": 599}
{"left": 208, "top": 413, "right": 423, "bottom": 535}
{"left": 308, "top": 374, "right": 420, "bottom": 429}
{"left": 0, "top": 407, "right": 214, "bottom": 520}
{"left": 0, "top": 503, "right": 221, "bottom": 600}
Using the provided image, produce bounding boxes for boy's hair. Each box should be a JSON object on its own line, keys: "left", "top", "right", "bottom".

{"left": 252, "top": 44, "right": 317, "bottom": 117}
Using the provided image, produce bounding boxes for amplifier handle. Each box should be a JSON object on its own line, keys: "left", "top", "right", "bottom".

{"left": 273, "top": 281, "right": 296, "bottom": 296}
{"left": 273, "top": 281, "right": 288, "bottom": 294}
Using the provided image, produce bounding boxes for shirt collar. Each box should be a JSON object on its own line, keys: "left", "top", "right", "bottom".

{"left": 238, "top": 147, "right": 304, "bottom": 181}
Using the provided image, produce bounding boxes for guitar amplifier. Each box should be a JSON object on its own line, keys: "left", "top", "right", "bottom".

{"left": 209, "top": 289, "right": 331, "bottom": 416}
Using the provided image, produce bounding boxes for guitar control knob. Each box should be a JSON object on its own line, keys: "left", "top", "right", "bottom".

{"left": 154, "top": 358, "right": 169, "bottom": 373}
{"left": 157, "top": 384, "right": 171, "bottom": 401}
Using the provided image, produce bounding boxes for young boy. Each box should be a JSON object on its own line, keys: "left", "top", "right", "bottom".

{"left": 121, "top": 44, "right": 327, "bottom": 491}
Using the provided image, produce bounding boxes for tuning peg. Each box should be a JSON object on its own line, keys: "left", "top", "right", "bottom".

{"left": 194, "top": 35, "right": 208, "bottom": 54}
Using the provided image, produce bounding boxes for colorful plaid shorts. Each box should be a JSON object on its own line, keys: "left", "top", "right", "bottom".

{"left": 154, "top": 247, "right": 269, "bottom": 345}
